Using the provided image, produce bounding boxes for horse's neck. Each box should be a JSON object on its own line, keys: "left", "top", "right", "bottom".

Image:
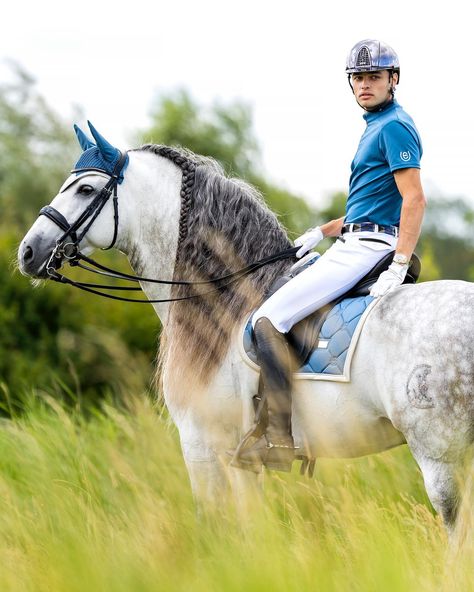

{"left": 119, "top": 149, "right": 293, "bottom": 391}
{"left": 121, "top": 152, "right": 182, "bottom": 322}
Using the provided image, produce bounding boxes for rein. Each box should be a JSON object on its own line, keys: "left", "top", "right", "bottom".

{"left": 50, "top": 248, "right": 298, "bottom": 303}
{"left": 40, "top": 150, "right": 298, "bottom": 304}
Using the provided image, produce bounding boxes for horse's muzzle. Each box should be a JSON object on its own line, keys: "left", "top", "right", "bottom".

{"left": 18, "top": 236, "right": 59, "bottom": 279}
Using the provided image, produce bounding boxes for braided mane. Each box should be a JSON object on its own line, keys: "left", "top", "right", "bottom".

{"left": 140, "top": 145, "right": 292, "bottom": 389}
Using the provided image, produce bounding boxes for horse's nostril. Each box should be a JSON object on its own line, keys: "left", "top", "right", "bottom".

{"left": 23, "top": 245, "right": 34, "bottom": 262}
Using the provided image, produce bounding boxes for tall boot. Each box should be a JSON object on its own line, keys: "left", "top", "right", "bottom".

{"left": 233, "top": 317, "right": 296, "bottom": 472}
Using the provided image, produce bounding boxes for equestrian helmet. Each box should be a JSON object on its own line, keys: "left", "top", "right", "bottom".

{"left": 346, "top": 39, "right": 400, "bottom": 80}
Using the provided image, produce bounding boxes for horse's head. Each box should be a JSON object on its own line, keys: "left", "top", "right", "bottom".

{"left": 18, "top": 125, "right": 296, "bottom": 388}
{"left": 18, "top": 122, "right": 130, "bottom": 279}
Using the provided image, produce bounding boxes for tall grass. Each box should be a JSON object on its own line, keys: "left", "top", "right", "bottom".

{"left": 0, "top": 395, "right": 472, "bottom": 592}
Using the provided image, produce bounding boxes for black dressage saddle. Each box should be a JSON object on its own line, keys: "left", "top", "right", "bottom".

{"left": 261, "top": 250, "right": 421, "bottom": 366}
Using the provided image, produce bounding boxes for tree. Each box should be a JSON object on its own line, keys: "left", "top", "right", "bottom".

{"left": 318, "top": 191, "right": 474, "bottom": 281}
{"left": 0, "top": 62, "right": 78, "bottom": 227}
{"left": 139, "top": 89, "right": 259, "bottom": 179}
{"left": 0, "top": 64, "right": 158, "bottom": 412}
{"left": 139, "top": 89, "right": 316, "bottom": 235}
{"left": 419, "top": 196, "right": 474, "bottom": 280}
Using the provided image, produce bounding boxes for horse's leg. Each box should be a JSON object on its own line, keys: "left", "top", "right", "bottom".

{"left": 167, "top": 357, "right": 261, "bottom": 518}
{"left": 413, "top": 454, "right": 460, "bottom": 533}
{"left": 183, "top": 453, "right": 261, "bottom": 522}
{"left": 178, "top": 419, "right": 260, "bottom": 517}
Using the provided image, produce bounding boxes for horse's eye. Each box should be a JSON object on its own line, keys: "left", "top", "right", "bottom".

{"left": 78, "top": 184, "right": 94, "bottom": 196}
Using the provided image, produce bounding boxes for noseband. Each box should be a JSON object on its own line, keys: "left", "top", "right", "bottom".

{"left": 39, "top": 150, "right": 298, "bottom": 304}
{"left": 40, "top": 151, "right": 128, "bottom": 274}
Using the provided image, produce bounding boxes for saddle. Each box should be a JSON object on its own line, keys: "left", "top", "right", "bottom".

{"left": 262, "top": 250, "right": 421, "bottom": 366}
{"left": 242, "top": 251, "right": 421, "bottom": 478}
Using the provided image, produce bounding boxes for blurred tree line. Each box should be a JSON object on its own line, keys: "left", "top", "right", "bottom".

{"left": 1, "top": 64, "right": 473, "bottom": 412}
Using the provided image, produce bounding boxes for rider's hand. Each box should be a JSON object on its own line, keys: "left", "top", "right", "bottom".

{"left": 370, "top": 262, "right": 409, "bottom": 298}
{"left": 294, "top": 227, "right": 324, "bottom": 259}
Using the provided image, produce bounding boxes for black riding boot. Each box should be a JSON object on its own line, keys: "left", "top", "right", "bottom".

{"left": 232, "top": 317, "right": 295, "bottom": 473}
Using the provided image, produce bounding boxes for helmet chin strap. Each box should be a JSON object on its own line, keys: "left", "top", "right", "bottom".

{"left": 358, "top": 94, "right": 393, "bottom": 113}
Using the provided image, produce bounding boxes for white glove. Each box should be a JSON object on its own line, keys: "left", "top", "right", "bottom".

{"left": 294, "top": 226, "right": 324, "bottom": 259}
{"left": 370, "top": 262, "right": 409, "bottom": 298}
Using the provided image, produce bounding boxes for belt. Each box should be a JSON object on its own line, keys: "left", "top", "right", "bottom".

{"left": 341, "top": 222, "right": 399, "bottom": 237}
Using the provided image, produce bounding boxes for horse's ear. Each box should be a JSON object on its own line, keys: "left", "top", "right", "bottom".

{"left": 74, "top": 124, "right": 95, "bottom": 151}
{"left": 87, "top": 121, "right": 119, "bottom": 163}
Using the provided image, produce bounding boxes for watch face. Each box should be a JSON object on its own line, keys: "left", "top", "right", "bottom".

{"left": 394, "top": 254, "right": 408, "bottom": 264}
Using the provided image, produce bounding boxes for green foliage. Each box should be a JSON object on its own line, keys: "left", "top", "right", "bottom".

{"left": 318, "top": 191, "right": 474, "bottom": 280}
{"left": 0, "top": 398, "right": 473, "bottom": 591}
{"left": 139, "top": 89, "right": 317, "bottom": 236}
{"left": 0, "top": 229, "right": 159, "bottom": 414}
{"left": 419, "top": 196, "right": 474, "bottom": 280}
{"left": 417, "top": 241, "right": 442, "bottom": 282}
{"left": 318, "top": 190, "right": 347, "bottom": 221}
{"left": 140, "top": 88, "right": 260, "bottom": 179}
{"left": 0, "top": 63, "right": 78, "bottom": 225}
{"left": 252, "top": 176, "right": 316, "bottom": 237}
{"left": 0, "top": 65, "right": 159, "bottom": 412}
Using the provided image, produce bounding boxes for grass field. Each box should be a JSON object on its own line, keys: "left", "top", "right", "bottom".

{"left": 0, "top": 394, "right": 473, "bottom": 592}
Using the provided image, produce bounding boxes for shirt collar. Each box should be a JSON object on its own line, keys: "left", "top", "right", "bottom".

{"left": 363, "top": 98, "right": 398, "bottom": 122}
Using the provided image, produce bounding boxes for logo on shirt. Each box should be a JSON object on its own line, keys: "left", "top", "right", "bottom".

{"left": 400, "top": 150, "right": 411, "bottom": 161}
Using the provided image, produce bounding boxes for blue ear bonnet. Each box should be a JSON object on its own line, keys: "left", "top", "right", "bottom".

{"left": 73, "top": 122, "right": 129, "bottom": 183}
{"left": 74, "top": 147, "right": 129, "bottom": 183}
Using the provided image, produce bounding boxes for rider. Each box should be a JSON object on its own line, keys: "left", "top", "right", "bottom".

{"left": 233, "top": 39, "right": 426, "bottom": 473}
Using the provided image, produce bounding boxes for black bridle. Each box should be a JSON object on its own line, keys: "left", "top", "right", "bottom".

{"left": 41, "top": 151, "right": 127, "bottom": 268}
{"left": 39, "top": 150, "right": 298, "bottom": 304}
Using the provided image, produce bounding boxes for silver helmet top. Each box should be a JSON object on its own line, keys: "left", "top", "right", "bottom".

{"left": 346, "top": 39, "right": 400, "bottom": 75}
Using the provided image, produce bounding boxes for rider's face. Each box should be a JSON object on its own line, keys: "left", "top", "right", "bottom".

{"left": 351, "top": 70, "right": 397, "bottom": 109}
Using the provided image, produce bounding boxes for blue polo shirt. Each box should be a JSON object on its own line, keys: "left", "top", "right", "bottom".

{"left": 345, "top": 100, "right": 422, "bottom": 226}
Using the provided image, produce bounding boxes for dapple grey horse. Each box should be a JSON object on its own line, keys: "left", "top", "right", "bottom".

{"left": 18, "top": 124, "right": 474, "bottom": 533}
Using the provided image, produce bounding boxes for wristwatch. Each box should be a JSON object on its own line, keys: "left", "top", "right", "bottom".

{"left": 393, "top": 253, "right": 409, "bottom": 266}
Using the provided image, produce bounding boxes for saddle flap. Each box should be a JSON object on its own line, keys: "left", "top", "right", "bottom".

{"left": 243, "top": 295, "right": 375, "bottom": 377}
{"left": 286, "top": 303, "right": 333, "bottom": 362}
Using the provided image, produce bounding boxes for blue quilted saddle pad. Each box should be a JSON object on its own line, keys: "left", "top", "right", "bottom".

{"left": 243, "top": 295, "right": 374, "bottom": 376}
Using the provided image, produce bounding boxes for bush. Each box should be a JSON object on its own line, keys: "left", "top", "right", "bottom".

{"left": 1, "top": 227, "right": 159, "bottom": 414}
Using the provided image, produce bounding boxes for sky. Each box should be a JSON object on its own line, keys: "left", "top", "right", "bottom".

{"left": 1, "top": 0, "right": 473, "bottom": 211}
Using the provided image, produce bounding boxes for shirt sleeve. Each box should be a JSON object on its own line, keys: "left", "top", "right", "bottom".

{"left": 379, "top": 120, "right": 422, "bottom": 172}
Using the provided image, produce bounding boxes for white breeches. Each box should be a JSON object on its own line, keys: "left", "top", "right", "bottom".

{"left": 253, "top": 231, "right": 398, "bottom": 333}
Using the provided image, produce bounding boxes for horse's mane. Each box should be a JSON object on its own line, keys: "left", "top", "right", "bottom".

{"left": 139, "top": 145, "right": 293, "bottom": 391}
